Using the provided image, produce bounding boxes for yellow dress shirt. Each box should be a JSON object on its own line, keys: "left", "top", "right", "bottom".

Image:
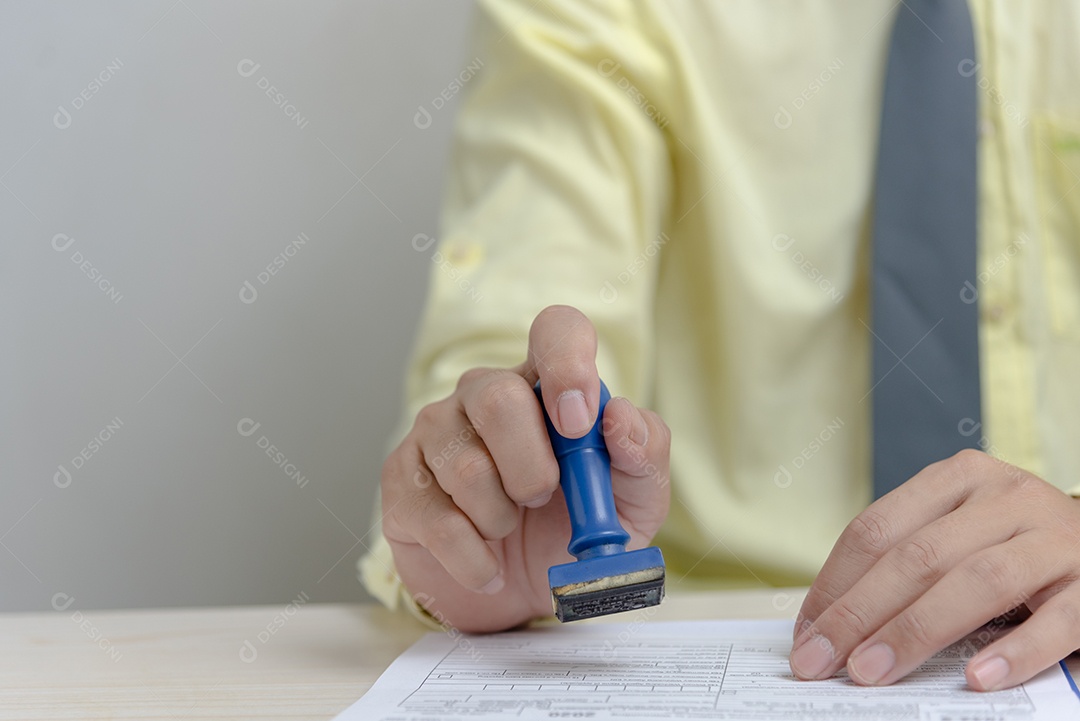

{"left": 361, "top": 0, "right": 1080, "bottom": 621}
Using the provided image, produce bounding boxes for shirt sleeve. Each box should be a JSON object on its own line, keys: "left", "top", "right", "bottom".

{"left": 359, "top": 0, "right": 675, "bottom": 618}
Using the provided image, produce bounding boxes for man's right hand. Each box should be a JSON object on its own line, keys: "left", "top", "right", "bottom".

{"left": 380, "top": 305, "right": 672, "bottom": 632}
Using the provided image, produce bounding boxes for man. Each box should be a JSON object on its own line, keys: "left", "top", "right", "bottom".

{"left": 362, "top": 0, "right": 1080, "bottom": 692}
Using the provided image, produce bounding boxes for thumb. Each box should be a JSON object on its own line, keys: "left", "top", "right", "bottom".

{"left": 521, "top": 305, "right": 601, "bottom": 439}
{"left": 602, "top": 397, "right": 671, "bottom": 532}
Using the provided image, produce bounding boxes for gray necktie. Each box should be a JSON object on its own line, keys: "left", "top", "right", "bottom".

{"left": 871, "top": 0, "right": 982, "bottom": 498}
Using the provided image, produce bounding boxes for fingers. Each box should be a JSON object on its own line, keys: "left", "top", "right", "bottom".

{"left": 381, "top": 442, "right": 504, "bottom": 594}
{"left": 383, "top": 302, "right": 597, "bottom": 597}
{"left": 521, "top": 305, "right": 601, "bottom": 438}
{"left": 405, "top": 365, "right": 561, "bottom": 557}
{"left": 966, "top": 582, "right": 1080, "bottom": 691}
{"left": 844, "top": 532, "right": 1048, "bottom": 686}
{"left": 382, "top": 303, "right": 666, "bottom": 618}
{"left": 795, "top": 451, "right": 981, "bottom": 639}
{"left": 790, "top": 452, "right": 1080, "bottom": 690}
{"left": 455, "top": 368, "right": 560, "bottom": 509}
{"left": 602, "top": 397, "right": 672, "bottom": 528}
{"left": 790, "top": 501, "right": 1017, "bottom": 680}
{"left": 415, "top": 399, "right": 519, "bottom": 540}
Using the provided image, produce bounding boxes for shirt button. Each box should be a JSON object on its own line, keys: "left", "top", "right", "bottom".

{"left": 979, "top": 119, "right": 996, "bottom": 138}
{"left": 985, "top": 304, "right": 1006, "bottom": 322}
{"left": 445, "top": 240, "right": 483, "bottom": 268}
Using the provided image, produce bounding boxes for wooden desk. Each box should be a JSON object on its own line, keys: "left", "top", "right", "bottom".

{"left": 0, "top": 589, "right": 1075, "bottom": 720}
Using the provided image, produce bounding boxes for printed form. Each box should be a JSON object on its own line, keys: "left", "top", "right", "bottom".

{"left": 337, "top": 620, "right": 1080, "bottom": 720}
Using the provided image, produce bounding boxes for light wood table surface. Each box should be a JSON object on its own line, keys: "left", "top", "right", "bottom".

{"left": 1, "top": 588, "right": 1076, "bottom": 720}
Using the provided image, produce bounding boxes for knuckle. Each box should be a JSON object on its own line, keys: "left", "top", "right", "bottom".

{"left": 1002, "top": 626, "right": 1044, "bottom": 666}
{"left": 843, "top": 509, "right": 894, "bottom": 559}
{"left": 808, "top": 585, "right": 843, "bottom": 616}
{"left": 1008, "top": 472, "right": 1054, "bottom": 506}
{"left": 953, "top": 447, "right": 985, "bottom": 463}
{"left": 950, "top": 448, "right": 989, "bottom": 477}
{"left": 503, "top": 448, "right": 559, "bottom": 503}
{"left": 381, "top": 497, "right": 410, "bottom": 540}
{"left": 380, "top": 450, "right": 400, "bottom": 491}
{"left": 448, "top": 447, "right": 498, "bottom": 492}
{"left": 413, "top": 401, "right": 443, "bottom": 433}
{"left": 457, "top": 366, "right": 493, "bottom": 393}
{"left": 893, "top": 607, "right": 938, "bottom": 650}
{"left": 380, "top": 444, "right": 420, "bottom": 498}
{"left": 506, "top": 474, "right": 557, "bottom": 505}
{"left": 828, "top": 597, "right": 874, "bottom": 638}
{"left": 963, "top": 553, "right": 1019, "bottom": 598}
{"left": 1051, "top": 597, "right": 1080, "bottom": 630}
{"left": 472, "top": 374, "right": 530, "bottom": 425}
{"left": 425, "top": 508, "right": 474, "bottom": 549}
{"left": 893, "top": 537, "right": 946, "bottom": 585}
{"left": 383, "top": 485, "right": 433, "bottom": 543}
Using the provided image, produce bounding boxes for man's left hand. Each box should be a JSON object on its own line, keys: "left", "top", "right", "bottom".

{"left": 791, "top": 449, "right": 1080, "bottom": 691}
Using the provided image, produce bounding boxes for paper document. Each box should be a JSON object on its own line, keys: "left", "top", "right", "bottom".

{"left": 338, "top": 619, "right": 1080, "bottom": 720}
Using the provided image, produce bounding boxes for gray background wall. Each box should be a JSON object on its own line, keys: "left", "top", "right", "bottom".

{"left": 1, "top": 1, "right": 475, "bottom": 611}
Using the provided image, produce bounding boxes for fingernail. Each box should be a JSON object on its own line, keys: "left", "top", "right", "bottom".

{"left": 480, "top": 574, "right": 505, "bottom": 595}
{"left": 558, "top": 390, "right": 591, "bottom": 435}
{"left": 849, "top": 642, "right": 895, "bottom": 684}
{"left": 790, "top": 633, "right": 835, "bottom": 679}
{"left": 629, "top": 406, "right": 649, "bottom": 446}
{"left": 523, "top": 492, "right": 552, "bottom": 509}
{"left": 970, "top": 655, "right": 1010, "bottom": 691}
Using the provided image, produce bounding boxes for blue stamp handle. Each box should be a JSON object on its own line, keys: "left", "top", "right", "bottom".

{"left": 534, "top": 380, "right": 631, "bottom": 559}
